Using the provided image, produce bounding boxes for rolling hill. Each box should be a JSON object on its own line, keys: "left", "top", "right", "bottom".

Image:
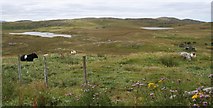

{"left": 2, "top": 17, "right": 210, "bottom": 56}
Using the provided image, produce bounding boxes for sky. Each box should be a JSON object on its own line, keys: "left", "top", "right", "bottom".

{"left": 0, "top": 0, "right": 212, "bottom": 22}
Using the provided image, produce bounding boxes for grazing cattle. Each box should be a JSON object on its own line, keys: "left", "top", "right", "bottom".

{"left": 179, "top": 52, "right": 196, "bottom": 60}
{"left": 20, "top": 53, "right": 38, "bottom": 61}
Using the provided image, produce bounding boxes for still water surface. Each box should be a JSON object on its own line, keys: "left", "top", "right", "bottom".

{"left": 10, "top": 32, "right": 72, "bottom": 38}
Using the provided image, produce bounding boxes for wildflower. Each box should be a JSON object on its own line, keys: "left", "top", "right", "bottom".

{"left": 197, "top": 92, "right": 203, "bottom": 96}
{"left": 92, "top": 85, "right": 96, "bottom": 89}
{"left": 65, "top": 93, "right": 73, "bottom": 96}
{"left": 139, "top": 83, "right": 144, "bottom": 86}
{"left": 93, "top": 93, "right": 99, "bottom": 97}
{"left": 203, "top": 102, "right": 208, "bottom": 106}
{"left": 132, "top": 81, "right": 140, "bottom": 87}
{"left": 157, "top": 77, "right": 165, "bottom": 83}
{"left": 209, "top": 91, "right": 212, "bottom": 94}
{"left": 197, "top": 87, "right": 202, "bottom": 91}
{"left": 148, "top": 83, "right": 157, "bottom": 89}
{"left": 192, "top": 92, "right": 203, "bottom": 100}
{"left": 192, "top": 90, "right": 198, "bottom": 94}
{"left": 185, "top": 91, "right": 192, "bottom": 96}
{"left": 199, "top": 94, "right": 204, "bottom": 99}
{"left": 161, "top": 87, "right": 166, "bottom": 91}
{"left": 132, "top": 81, "right": 144, "bottom": 87}
{"left": 158, "top": 80, "right": 163, "bottom": 83}
{"left": 136, "top": 81, "right": 140, "bottom": 85}
{"left": 205, "top": 95, "right": 210, "bottom": 99}
{"left": 132, "top": 83, "right": 137, "bottom": 87}
{"left": 161, "top": 77, "right": 165, "bottom": 80}
{"left": 170, "top": 89, "right": 178, "bottom": 93}
{"left": 84, "top": 89, "right": 90, "bottom": 92}
{"left": 192, "top": 94, "right": 198, "bottom": 99}
{"left": 193, "top": 104, "right": 199, "bottom": 107}
{"left": 169, "top": 95, "right": 176, "bottom": 99}
{"left": 150, "top": 93, "right": 154, "bottom": 99}
{"left": 150, "top": 93, "right": 154, "bottom": 96}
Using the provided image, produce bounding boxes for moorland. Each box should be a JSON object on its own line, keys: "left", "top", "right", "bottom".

{"left": 2, "top": 17, "right": 212, "bottom": 106}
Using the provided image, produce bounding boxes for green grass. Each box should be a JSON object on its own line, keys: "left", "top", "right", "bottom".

{"left": 2, "top": 18, "right": 212, "bottom": 106}
{"left": 2, "top": 52, "right": 211, "bottom": 106}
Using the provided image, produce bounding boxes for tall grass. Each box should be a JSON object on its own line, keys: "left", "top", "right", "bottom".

{"left": 160, "top": 56, "right": 179, "bottom": 67}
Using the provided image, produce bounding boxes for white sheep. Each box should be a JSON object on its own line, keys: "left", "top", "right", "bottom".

{"left": 179, "top": 52, "right": 196, "bottom": 60}
{"left": 71, "top": 50, "right": 77, "bottom": 55}
{"left": 43, "top": 54, "right": 49, "bottom": 57}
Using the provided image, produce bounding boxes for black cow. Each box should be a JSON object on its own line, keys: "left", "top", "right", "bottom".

{"left": 20, "top": 53, "right": 38, "bottom": 61}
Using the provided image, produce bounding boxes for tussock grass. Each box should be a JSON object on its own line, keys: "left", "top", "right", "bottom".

{"left": 160, "top": 56, "right": 179, "bottom": 67}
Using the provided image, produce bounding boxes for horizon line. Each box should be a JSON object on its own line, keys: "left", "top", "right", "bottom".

{"left": 1, "top": 16, "right": 210, "bottom": 23}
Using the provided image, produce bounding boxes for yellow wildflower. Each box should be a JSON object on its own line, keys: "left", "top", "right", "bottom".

{"left": 192, "top": 92, "right": 203, "bottom": 99}
{"left": 198, "top": 92, "right": 203, "bottom": 95}
{"left": 148, "top": 83, "right": 157, "bottom": 89}
{"left": 192, "top": 94, "right": 198, "bottom": 99}
{"left": 158, "top": 80, "right": 163, "bottom": 83}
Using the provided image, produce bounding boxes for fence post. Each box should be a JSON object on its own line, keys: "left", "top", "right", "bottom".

{"left": 43, "top": 56, "right": 48, "bottom": 87}
{"left": 18, "top": 55, "right": 21, "bottom": 83}
{"left": 83, "top": 56, "right": 88, "bottom": 84}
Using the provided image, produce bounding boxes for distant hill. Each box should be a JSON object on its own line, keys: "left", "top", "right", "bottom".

{"left": 156, "top": 17, "right": 202, "bottom": 24}
{"left": 15, "top": 20, "right": 33, "bottom": 22}
{"left": 2, "top": 17, "right": 205, "bottom": 30}
{"left": 125, "top": 17, "right": 203, "bottom": 27}
{"left": 0, "top": 20, "right": 6, "bottom": 22}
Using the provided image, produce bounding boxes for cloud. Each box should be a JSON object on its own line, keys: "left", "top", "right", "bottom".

{"left": 1, "top": 0, "right": 211, "bottom": 21}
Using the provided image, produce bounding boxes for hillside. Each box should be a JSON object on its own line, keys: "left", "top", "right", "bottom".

{"left": 2, "top": 17, "right": 210, "bottom": 56}
{"left": 3, "top": 17, "right": 204, "bottom": 30}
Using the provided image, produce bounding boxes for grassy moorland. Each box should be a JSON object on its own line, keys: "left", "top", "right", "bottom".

{"left": 2, "top": 17, "right": 212, "bottom": 106}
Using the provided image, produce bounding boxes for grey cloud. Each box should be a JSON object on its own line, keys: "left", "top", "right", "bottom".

{"left": 1, "top": 0, "right": 211, "bottom": 21}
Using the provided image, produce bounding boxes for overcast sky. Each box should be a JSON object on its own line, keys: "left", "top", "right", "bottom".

{"left": 0, "top": 0, "right": 212, "bottom": 22}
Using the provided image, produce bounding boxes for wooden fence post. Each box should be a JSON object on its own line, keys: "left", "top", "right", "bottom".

{"left": 18, "top": 55, "right": 21, "bottom": 83}
{"left": 83, "top": 56, "right": 88, "bottom": 84}
{"left": 43, "top": 56, "right": 48, "bottom": 87}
